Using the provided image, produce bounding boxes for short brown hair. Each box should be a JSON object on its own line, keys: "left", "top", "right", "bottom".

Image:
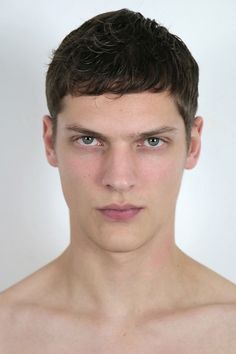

{"left": 45, "top": 8, "right": 199, "bottom": 146}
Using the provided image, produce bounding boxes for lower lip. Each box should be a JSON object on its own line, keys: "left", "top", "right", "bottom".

{"left": 98, "top": 208, "right": 143, "bottom": 221}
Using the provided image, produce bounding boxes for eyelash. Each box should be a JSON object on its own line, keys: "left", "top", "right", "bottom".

{"left": 70, "top": 135, "right": 167, "bottom": 149}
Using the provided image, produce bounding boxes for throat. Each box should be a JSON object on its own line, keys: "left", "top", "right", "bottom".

{"left": 56, "top": 243, "right": 186, "bottom": 320}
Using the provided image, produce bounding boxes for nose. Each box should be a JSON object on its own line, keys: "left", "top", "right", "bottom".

{"left": 101, "top": 145, "right": 137, "bottom": 192}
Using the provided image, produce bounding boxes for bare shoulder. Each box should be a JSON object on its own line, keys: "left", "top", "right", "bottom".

{"left": 197, "top": 302, "right": 236, "bottom": 352}
{"left": 181, "top": 251, "right": 236, "bottom": 306}
{"left": 0, "top": 288, "right": 25, "bottom": 350}
{"left": 0, "top": 256, "right": 62, "bottom": 325}
{"left": 0, "top": 258, "right": 64, "bottom": 352}
{"left": 202, "top": 267, "right": 236, "bottom": 305}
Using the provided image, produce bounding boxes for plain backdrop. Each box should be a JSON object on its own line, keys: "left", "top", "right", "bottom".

{"left": 0, "top": 0, "right": 236, "bottom": 291}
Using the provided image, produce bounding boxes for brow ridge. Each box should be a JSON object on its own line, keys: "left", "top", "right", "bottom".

{"left": 65, "top": 123, "right": 178, "bottom": 140}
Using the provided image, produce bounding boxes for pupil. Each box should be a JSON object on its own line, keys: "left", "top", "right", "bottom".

{"left": 83, "top": 137, "right": 93, "bottom": 144}
{"left": 149, "top": 138, "right": 159, "bottom": 146}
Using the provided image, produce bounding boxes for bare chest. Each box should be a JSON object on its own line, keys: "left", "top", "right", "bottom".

{"left": 2, "top": 312, "right": 235, "bottom": 354}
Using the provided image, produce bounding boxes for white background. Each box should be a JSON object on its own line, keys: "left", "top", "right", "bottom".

{"left": 0, "top": 0, "right": 236, "bottom": 291}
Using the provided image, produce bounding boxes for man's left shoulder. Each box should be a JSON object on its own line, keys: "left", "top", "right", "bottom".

{"left": 188, "top": 256, "right": 236, "bottom": 306}
{"left": 212, "top": 303, "right": 236, "bottom": 352}
{"left": 212, "top": 302, "right": 236, "bottom": 322}
{"left": 200, "top": 274, "right": 236, "bottom": 339}
{"left": 186, "top": 257, "right": 236, "bottom": 323}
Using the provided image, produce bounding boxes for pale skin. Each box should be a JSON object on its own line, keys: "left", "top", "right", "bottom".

{"left": 0, "top": 91, "right": 236, "bottom": 353}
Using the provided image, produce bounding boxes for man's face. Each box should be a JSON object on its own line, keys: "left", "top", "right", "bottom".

{"left": 43, "top": 92, "right": 202, "bottom": 253}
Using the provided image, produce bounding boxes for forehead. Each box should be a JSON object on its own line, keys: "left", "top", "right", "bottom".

{"left": 58, "top": 91, "right": 184, "bottom": 137}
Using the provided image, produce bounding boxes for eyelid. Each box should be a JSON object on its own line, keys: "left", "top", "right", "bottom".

{"left": 70, "top": 135, "right": 168, "bottom": 147}
{"left": 143, "top": 137, "right": 167, "bottom": 148}
{"left": 71, "top": 135, "right": 102, "bottom": 145}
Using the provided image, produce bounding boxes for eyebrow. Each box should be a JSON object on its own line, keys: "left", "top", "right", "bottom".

{"left": 64, "top": 123, "right": 178, "bottom": 141}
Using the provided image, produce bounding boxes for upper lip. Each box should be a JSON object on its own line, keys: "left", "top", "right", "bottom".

{"left": 98, "top": 203, "right": 143, "bottom": 210}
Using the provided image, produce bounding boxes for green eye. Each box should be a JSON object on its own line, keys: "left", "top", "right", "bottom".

{"left": 72, "top": 135, "right": 165, "bottom": 149}
{"left": 144, "top": 137, "right": 164, "bottom": 148}
{"left": 80, "top": 136, "right": 97, "bottom": 145}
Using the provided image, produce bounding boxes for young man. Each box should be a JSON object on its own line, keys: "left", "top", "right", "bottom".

{"left": 0, "top": 8, "right": 236, "bottom": 353}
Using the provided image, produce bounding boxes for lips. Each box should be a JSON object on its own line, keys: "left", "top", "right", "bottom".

{"left": 99, "top": 203, "right": 143, "bottom": 211}
{"left": 97, "top": 203, "right": 144, "bottom": 221}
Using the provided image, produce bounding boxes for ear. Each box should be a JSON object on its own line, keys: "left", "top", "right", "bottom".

{"left": 185, "top": 116, "right": 203, "bottom": 170}
{"left": 42, "top": 115, "right": 58, "bottom": 167}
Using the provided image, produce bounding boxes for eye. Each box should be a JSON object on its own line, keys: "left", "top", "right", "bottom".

{"left": 71, "top": 135, "right": 165, "bottom": 149}
{"left": 72, "top": 136, "right": 100, "bottom": 146}
{"left": 143, "top": 137, "right": 164, "bottom": 148}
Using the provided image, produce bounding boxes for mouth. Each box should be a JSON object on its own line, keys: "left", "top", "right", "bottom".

{"left": 97, "top": 207, "right": 143, "bottom": 221}
{"left": 98, "top": 203, "right": 143, "bottom": 210}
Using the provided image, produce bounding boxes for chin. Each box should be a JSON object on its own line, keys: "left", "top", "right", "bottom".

{"left": 90, "top": 230, "right": 151, "bottom": 254}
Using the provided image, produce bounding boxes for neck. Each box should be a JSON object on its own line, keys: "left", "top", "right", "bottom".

{"left": 57, "top": 224, "right": 187, "bottom": 322}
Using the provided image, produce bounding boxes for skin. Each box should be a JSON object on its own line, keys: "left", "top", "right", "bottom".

{"left": 0, "top": 91, "right": 236, "bottom": 353}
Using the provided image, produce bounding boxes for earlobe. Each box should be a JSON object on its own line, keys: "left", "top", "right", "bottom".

{"left": 43, "top": 115, "right": 58, "bottom": 167}
{"left": 185, "top": 116, "right": 203, "bottom": 170}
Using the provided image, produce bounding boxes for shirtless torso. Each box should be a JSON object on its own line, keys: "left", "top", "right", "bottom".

{"left": 0, "top": 305, "right": 236, "bottom": 354}
{"left": 0, "top": 302, "right": 236, "bottom": 353}
{"left": 0, "top": 254, "right": 236, "bottom": 354}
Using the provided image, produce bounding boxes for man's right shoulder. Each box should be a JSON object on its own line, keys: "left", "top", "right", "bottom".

{"left": 0, "top": 290, "right": 15, "bottom": 350}
{"left": 0, "top": 288, "right": 13, "bottom": 318}
{"left": 0, "top": 284, "right": 41, "bottom": 351}
{"left": 0, "top": 286, "right": 23, "bottom": 323}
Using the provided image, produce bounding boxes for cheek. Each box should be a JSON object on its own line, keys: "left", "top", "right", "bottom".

{"left": 57, "top": 154, "right": 95, "bottom": 207}
{"left": 142, "top": 155, "right": 185, "bottom": 210}
{"left": 58, "top": 151, "right": 94, "bottom": 180}
{"left": 142, "top": 156, "right": 184, "bottom": 185}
